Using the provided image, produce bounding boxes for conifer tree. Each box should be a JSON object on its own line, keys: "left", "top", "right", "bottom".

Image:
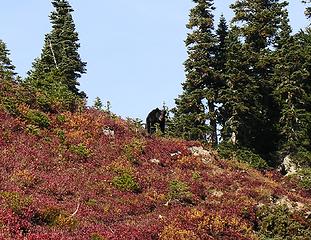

{"left": 272, "top": 4, "right": 311, "bottom": 165}
{"left": 172, "top": 0, "right": 218, "bottom": 143}
{"left": 26, "top": 0, "right": 86, "bottom": 99}
{"left": 272, "top": 10, "right": 310, "bottom": 158}
{"left": 220, "top": 26, "right": 267, "bottom": 147}
{"left": 93, "top": 97, "right": 103, "bottom": 110}
{"left": 0, "top": 39, "right": 16, "bottom": 81}
{"left": 291, "top": 9, "right": 311, "bottom": 164}
{"left": 223, "top": 0, "right": 288, "bottom": 159}
{"left": 215, "top": 15, "right": 228, "bottom": 75}
{"left": 214, "top": 15, "right": 229, "bottom": 141}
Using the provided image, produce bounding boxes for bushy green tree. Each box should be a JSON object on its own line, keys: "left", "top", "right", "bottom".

{"left": 292, "top": 28, "right": 311, "bottom": 165}
{"left": 26, "top": 0, "right": 86, "bottom": 112}
{"left": 214, "top": 15, "right": 229, "bottom": 142}
{"left": 172, "top": 0, "right": 219, "bottom": 143}
{"left": 270, "top": 0, "right": 311, "bottom": 166}
{"left": 214, "top": 15, "right": 228, "bottom": 73}
{"left": 93, "top": 97, "right": 103, "bottom": 110}
{"left": 48, "top": 0, "right": 86, "bottom": 95}
{"left": 220, "top": 27, "right": 260, "bottom": 146}
{"left": 0, "top": 39, "right": 16, "bottom": 81}
{"left": 272, "top": 11, "right": 310, "bottom": 160}
{"left": 221, "top": 0, "right": 288, "bottom": 160}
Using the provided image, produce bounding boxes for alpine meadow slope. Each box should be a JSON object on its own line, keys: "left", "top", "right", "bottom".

{"left": 0, "top": 88, "right": 310, "bottom": 239}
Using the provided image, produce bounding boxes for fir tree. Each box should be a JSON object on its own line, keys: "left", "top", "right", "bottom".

{"left": 272, "top": 4, "right": 311, "bottom": 165}
{"left": 172, "top": 0, "right": 218, "bottom": 143}
{"left": 26, "top": 0, "right": 86, "bottom": 99}
{"left": 49, "top": 0, "right": 86, "bottom": 94}
{"left": 294, "top": 23, "right": 311, "bottom": 164}
{"left": 223, "top": 0, "right": 288, "bottom": 160}
{"left": 214, "top": 15, "right": 229, "bottom": 141}
{"left": 0, "top": 39, "right": 16, "bottom": 81}
{"left": 93, "top": 97, "right": 103, "bottom": 110}
{"left": 215, "top": 15, "right": 228, "bottom": 73}
{"left": 272, "top": 10, "right": 309, "bottom": 157}
{"left": 221, "top": 27, "right": 262, "bottom": 146}
{"left": 172, "top": 93, "right": 207, "bottom": 140}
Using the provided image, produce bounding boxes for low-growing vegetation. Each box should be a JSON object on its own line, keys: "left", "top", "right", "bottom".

{"left": 0, "top": 106, "right": 310, "bottom": 239}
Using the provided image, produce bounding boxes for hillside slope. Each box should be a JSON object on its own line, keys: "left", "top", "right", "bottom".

{"left": 0, "top": 108, "right": 310, "bottom": 240}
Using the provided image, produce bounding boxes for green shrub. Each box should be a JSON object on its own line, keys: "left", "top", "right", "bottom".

{"left": 256, "top": 205, "right": 311, "bottom": 239}
{"left": 70, "top": 143, "right": 91, "bottom": 158}
{"left": 217, "top": 142, "right": 236, "bottom": 160}
{"left": 26, "top": 70, "right": 85, "bottom": 113}
{"left": 93, "top": 97, "right": 103, "bottom": 110}
{"left": 292, "top": 148, "right": 311, "bottom": 168}
{"left": 294, "top": 168, "right": 311, "bottom": 190}
{"left": 168, "top": 180, "right": 192, "bottom": 201}
{"left": 2, "top": 97, "right": 19, "bottom": 115}
{"left": 217, "top": 142, "right": 268, "bottom": 170}
{"left": 56, "top": 129, "right": 66, "bottom": 144}
{"left": 112, "top": 172, "right": 140, "bottom": 193}
{"left": 25, "top": 109, "right": 51, "bottom": 128}
{"left": 56, "top": 114, "right": 66, "bottom": 123}
{"left": 32, "top": 207, "right": 78, "bottom": 230}
{"left": 0, "top": 80, "right": 26, "bottom": 115}
{"left": 0, "top": 191, "right": 32, "bottom": 214}
{"left": 39, "top": 207, "right": 62, "bottom": 226}
{"left": 154, "top": 123, "right": 164, "bottom": 136}
{"left": 126, "top": 117, "right": 144, "bottom": 129}
{"left": 236, "top": 148, "right": 268, "bottom": 170}
{"left": 90, "top": 233, "right": 107, "bottom": 240}
{"left": 26, "top": 124, "right": 41, "bottom": 136}
{"left": 85, "top": 198, "right": 97, "bottom": 207}
{"left": 122, "top": 139, "right": 145, "bottom": 164}
{"left": 191, "top": 171, "right": 201, "bottom": 181}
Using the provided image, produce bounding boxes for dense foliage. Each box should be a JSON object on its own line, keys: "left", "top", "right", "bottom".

{"left": 173, "top": 0, "right": 220, "bottom": 144}
{"left": 0, "top": 78, "right": 84, "bottom": 115}
{"left": 0, "top": 40, "right": 16, "bottom": 81}
{"left": 171, "top": 0, "right": 311, "bottom": 168}
{"left": 25, "top": 0, "right": 86, "bottom": 112}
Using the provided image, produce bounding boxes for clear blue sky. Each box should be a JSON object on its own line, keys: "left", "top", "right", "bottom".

{"left": 0, "top": 0, "right": 308, "bottom": 120}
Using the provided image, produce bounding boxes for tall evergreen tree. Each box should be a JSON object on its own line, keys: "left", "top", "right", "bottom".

{"left": 294, "top": 12, "right": 311, "bottom": 163}
{"left": 221, "top": 27, "right": 254, "bottom": 144}
{"left": 26, "top": 0, "right": 86, "bottom": 98}
{"left": 272, "top": 10, "right": 310, "bottom": 158}
{"left": 214, "top": 15, "right": 229, "bottom": 141}
{"left": 223, "top": 0, "right": 288, "bottom": 160}
{"left": 215, "top": 15, "right": 228, "bottom": 75}
{"left": 272, "top": 4, "right": 311, "bottom": 165}
{"left": 172, "top": 0, "right": 218, "bottom": 143}
{"left": 0, "top": 39, "right": 16, "bottom": 81}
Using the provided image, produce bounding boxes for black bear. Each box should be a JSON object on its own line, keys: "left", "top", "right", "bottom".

{"left": 146, "top": 108, "right": 166, "bottom": 134}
